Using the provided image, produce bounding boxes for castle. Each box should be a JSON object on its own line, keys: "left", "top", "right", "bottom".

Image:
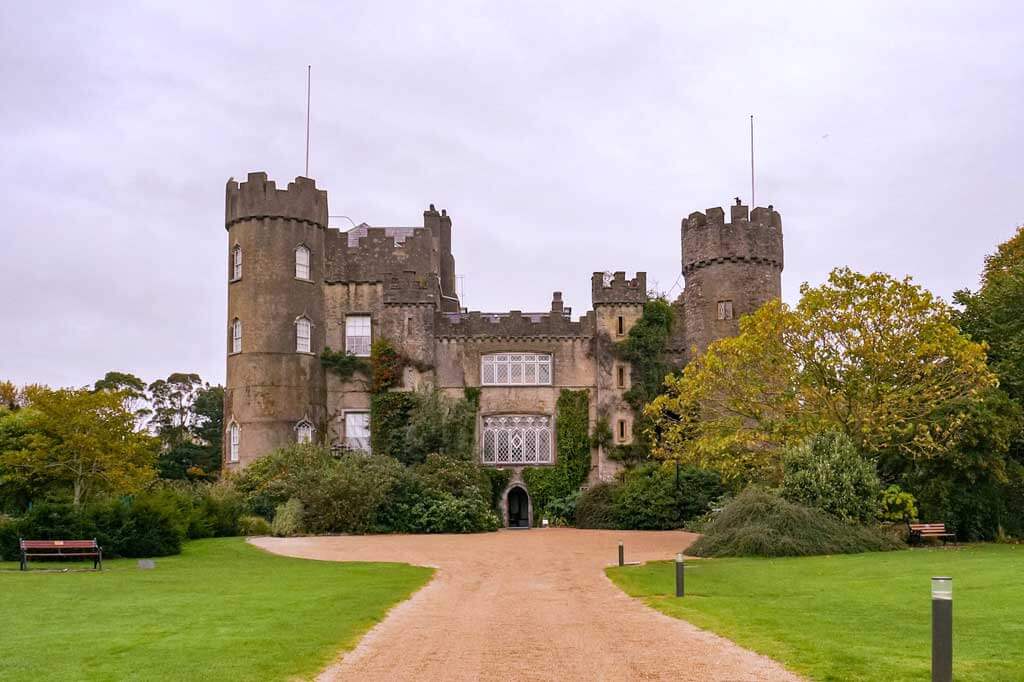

{"left": 223, "top": 172, "right": 783, "bottom": 526}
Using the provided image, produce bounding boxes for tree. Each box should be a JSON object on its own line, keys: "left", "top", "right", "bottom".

{"left": 147, "top": 373, "right": 205, "bottom": 446}
{"left": 94, "top": 371, "right": 151, "bottom": 427}
{"left": 0, "top": 386, "right": 157, "bottom": 505}
{"left": 647, "top": 268, "right": 996, "bottom": 485}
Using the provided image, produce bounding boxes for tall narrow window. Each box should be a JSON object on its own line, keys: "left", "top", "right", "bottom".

{"left": 229, "top": 422, "right": 240, "bottom": 462}
{"left": 345, "top": 315, "right": 371, "bottom": 357}
{"left": 617, "top": 419, "right": 627, "bottom": 442}
{"left": 231, "top": 245, "right": 242, "bottom": 281}
{"left": 295, "top": 245, "right": 311, "bottom": 280}
{"left": 231, "top": 319, "right": 242, "bottom": 354}
{"left": 717, "top": 300, "right": 734, "bottom": 320}
{"left": 296, "top": 317, "right": 311, "bottom": 353}
{"left": 345, "top": 412, "right": 370, "bottom": 452}
{"left": 616, "top": 365, "right": 626, "bottom": 389}
{"left": 616, "top": 316, "right": 625, "bottom": 336}
{"left": 295, "top": 420, "right": 314, "bottom": 444}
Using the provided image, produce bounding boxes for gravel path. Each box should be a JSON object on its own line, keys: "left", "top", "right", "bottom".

{"left": 251, "top": 529, "right": 800, "bottom": 681}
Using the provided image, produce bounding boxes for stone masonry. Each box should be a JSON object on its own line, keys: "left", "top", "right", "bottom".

{"left": 223, "top": 174, "right": 784, "bottom": 526}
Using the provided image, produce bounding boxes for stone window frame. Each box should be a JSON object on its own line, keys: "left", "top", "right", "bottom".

{"left": 616, "top": 364, "right": 627, "bottom": 389}
{"left": 480, "top": 414, "right": 553, "bottom": 466}
{"left": 480, "top": 352, "right": 553, "bottom": 386}
{"left": 294, "top": 418, "right": 315, "bottom": 444}
{"left": 343, "top": 410, "right": 371, "bottom": 453}
{"left": 228, "top": 421, "right": 240, "bottom": 463}
{"left": 616, "top": 315, "right": 625, "bottom": 336}
{"left": 617, "top": 418, "right": 630, "bottom": 443}
{"left": 345, "top": 314, "right": 372, "bottom": 357}
{"left": 230, "top": 318, "right": 242, "bottom": 355}
{"left": 230, "top": 244, "right": 242, "bottom": 282}
{"left": 295, "top": 316, "right": 313, "bottom": 354}
{"left": 294, "top": 243, "right": 312, "bottom": 281}
{"left": 717, "top": 300, "right": 734, "bottom": 321}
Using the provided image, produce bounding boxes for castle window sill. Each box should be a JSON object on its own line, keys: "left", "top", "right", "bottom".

{"left": 229, "top": 277, "right": 241, "bottom": 284}
{"left": 294, "top": 277, "right": 314, "bottom": 283}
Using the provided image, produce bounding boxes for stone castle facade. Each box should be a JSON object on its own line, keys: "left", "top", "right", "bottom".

{"left": 223, "top": 172, "right": 783, "bottom": 526}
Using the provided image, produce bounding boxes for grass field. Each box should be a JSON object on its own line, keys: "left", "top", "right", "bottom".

{"left": 0, "top": 538, "right": 432, "bottom": 681}
{"left": 608, "top": 544, "right": 1023, "bottom": 682}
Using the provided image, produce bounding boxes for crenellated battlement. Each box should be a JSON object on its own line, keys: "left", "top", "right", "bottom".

{"left": 591, "top": 272, "right": 647, "bottom": 305}
{"left": 682, "top": 201, "right": 784, "bottom": 275}
{"left": 435, "top": 309, "right": 594, "bottom": 339}
{"left": 225, "top": 172, "right": 328, "bottom": 229}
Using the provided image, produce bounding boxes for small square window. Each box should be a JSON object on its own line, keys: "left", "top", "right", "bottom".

{"left": 717, "top": 300, "right": 734, "bottom": 320}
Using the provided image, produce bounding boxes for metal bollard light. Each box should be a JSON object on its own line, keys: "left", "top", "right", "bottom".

{"left": 932, "top": 577, "right": 953, "bottom": 682}
{"left": 675, "top": 553, "right": 685, "bottom": 597}
{"left": 618, "top": 541, "right": 624, "bottom": 566}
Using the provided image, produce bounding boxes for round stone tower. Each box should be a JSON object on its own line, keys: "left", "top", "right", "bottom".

{"left": 223, "top": 172, "right": 328, "bottom": 469}
{"left": 680, "top": 200, "right": 783, "bottom": 359}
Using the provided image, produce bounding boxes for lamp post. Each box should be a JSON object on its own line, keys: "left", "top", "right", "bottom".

{"left": 675, "top": 553, "right": 685, "bottom": 597}
{"left": 932, "top": 577, "right": 952, "bottom": 682}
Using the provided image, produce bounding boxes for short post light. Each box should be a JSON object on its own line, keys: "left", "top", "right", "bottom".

{"left": 675, "top": 552, "right": 685, "bottom": 597}
{"left": 931, "top": 577, "right": 953, "bottom": 682}
{"left": 618, "top": 541, "right": 624, "bottom": 567}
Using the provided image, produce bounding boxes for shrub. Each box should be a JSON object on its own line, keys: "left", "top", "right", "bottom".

{"left": 370, "top": 392, "right": 418, "bottom": 463}
{"left": 409, "top": 493, "right": 501, "bottom": 533}
{"left": 614, "top": 463, "right": 724, "bottom": 530}
{"left": 271, "top": 498, "right": 305, "bottom": 537}
{"left": 0, "top": 514, "right": 18, "bottom": 560}
{"left": 108, "top": 494, "right": 184, "bottom": 557}
{"left": 689, "top": 488, "right": 904, "bottom": 558}
{"left": 575, "top": 483, "right": 620, "bottom": 529}
{"left": 780, "top": 430, "right": 881, "bottom": 524}
{"left": 238, "top": 515, "right": 272, "bottom": 536}
{"left": 879, "top": 485, "right": 918, "bottom": 523}
{"left": 523, "top": 389, "right": 591, "bottom": 518}
{"left": 300, "top": 453, "right": 406, "bottom": 534}
{"left": 542, "top": 491, "right": 581, "bottom": 526}
{"left": 233, "top": 444, "right": 335, "bottom": 519}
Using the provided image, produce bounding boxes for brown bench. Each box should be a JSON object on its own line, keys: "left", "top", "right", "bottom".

{"left": 906, "top": 523, "right": 956, "bottom": 546}
{"left": 20, "top": 539, "right": 103, "bottom": 571}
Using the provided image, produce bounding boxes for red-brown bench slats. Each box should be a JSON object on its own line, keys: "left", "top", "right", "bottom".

{"left": 906, "top": 523, "right": 956, "bottom": 545}
{"left": 19, "top": 538, "right": 103, "bottom": 571}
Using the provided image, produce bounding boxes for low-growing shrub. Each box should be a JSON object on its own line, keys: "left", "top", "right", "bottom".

{"left": 238, "top": 515, "right": 272, "bottom": 536}
{"left": 271, "top": 498, "right": 305, "bottom": 537}
{"left": 614, "top": 464, "right": 724, "bottom": 530}
{"left": 409, "top": 493, "right": 501, "bottom": 533}
{"left": 575, "top": 483, "right": 619, "bottom": 529}
{"left": 689, "top": 488, "right": 904, "bottom": 557}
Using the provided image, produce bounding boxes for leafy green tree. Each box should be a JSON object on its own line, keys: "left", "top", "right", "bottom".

{"left": 648, "top": 268, "right": 996, "bottom": 485}
{"left": 780, "top": 430, "right": 881, "bottom": 524}
{"left": 0, "top": 386, "right": 157, "bottom": 505}
{"left": 94, "top": 371, "right": 151, "bottom": 427}
{"left": 147, "top": 373, "right": 205, "bottom": 446}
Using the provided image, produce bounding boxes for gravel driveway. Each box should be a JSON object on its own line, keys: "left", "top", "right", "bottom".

{"left": 251, "top": 529, "right": 800, "bottom": 681}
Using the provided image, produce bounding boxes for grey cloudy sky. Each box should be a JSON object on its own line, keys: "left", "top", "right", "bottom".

{"left": 2, "top": 1, "right": 1021, "bottom": 389}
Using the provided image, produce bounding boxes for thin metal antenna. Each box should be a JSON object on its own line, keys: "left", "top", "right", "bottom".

{"left": 750, "top": 114, "right": 755, "bottom": 207}
{"left": 305, "top": 65, "right": 311, "bottom": 177}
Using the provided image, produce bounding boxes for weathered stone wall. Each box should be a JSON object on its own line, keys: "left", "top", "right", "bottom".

{"left": 224, "top": 174, "right": 328, "bottom": 469}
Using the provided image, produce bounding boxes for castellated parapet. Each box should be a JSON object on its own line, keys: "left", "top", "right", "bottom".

{"left": 225, "top": 172, "right": 328, "bottom": 229}
{"left": 676, "top": 200, "right": 784, "bottom": 360}
{"left": 591, "top": 272, "right": 647, "bottom": 305}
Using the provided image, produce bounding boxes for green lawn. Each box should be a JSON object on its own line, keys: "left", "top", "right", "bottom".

{"left": 0, "top": 538, "right": 432, "bottom": 681}
{"left": 608, "top": 544, "right": 1024, "bottom": 682}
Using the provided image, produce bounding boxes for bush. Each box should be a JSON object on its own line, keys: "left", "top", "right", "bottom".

{"left": 879, "top": 485, "right": 918, "bottom": 523}
{"left": 238, "top": 515, "right": 272, "bottom": 536}
{"left": 689, "top": 488, "right": 904, "bottom": 557}
{"left": 780, "top": 430, "right": 881, "bottom": 524}
{"left": 409, "top": 494, "right": 501, "bottom": 533}
{"left": 108, "top": 494, "right": 184, "bottom": 557}
{"left": 233, "top": 444, "right": 336, "bottom": 519}
{"left": 271, "top": 499, "right": 305, "bottom": 537}
{"left": 575, "top": 483, "right": 619, "bottom": 529}
{"left": 613, "top": 464, "right": 724, "bottom": 530}
{"left": 300, "top": 454, "right": 406, "bottom": 534}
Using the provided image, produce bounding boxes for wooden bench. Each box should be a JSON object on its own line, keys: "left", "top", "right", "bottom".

{"left": 906, "top": 523, "right": 956, "bottom": 546}
{"left": 20, "top": 539, "right": 103, "bottom": 571}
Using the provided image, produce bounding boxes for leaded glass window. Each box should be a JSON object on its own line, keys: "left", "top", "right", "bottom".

{"left": 480, "top": 415, "right": 552, "bottom": 465}
{"left": 481, "top": 353, "right": 552, "bottom": 386}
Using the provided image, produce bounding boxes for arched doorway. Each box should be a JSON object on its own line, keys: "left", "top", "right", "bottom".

{"left": 506, "top": 486, "right": 530, "bottom": 528}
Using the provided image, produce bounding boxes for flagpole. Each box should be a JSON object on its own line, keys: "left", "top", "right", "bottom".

{"left": 750, "top": 114, "right": 755, "bottom": 207}
{"left": 305, "top": 65, "right": 311, "bottom": 177}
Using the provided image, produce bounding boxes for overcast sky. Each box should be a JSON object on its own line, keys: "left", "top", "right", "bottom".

{"left": 1, "top": 1, "right": 1021, "bottom": 389}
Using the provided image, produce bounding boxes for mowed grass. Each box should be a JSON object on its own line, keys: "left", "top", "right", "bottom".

{"left": 0, "top": 537, "right": 432, "bottom": 681}
{"left": 608, "top": 544, "right": 1024, "bottom": 681}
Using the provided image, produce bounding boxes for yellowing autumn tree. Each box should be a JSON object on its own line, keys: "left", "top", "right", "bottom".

{"left": 647, "top": 268, "right": 996, "bottom": 484}
{"left": 0, "top": 386, "right": 157, "bottom": 505}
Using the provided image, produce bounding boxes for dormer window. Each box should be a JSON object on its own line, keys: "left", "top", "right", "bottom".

{"left": 295, "top": 245, "right": 311, "bottom": 280}
{"left": 296, "top": 317, "right": 312, "bottom": 353}
{"left": 231, "top": 245, "right": 242, "bottom": 281}
{"left": 481, "top": 353, "right": 552, "bottom": 386}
